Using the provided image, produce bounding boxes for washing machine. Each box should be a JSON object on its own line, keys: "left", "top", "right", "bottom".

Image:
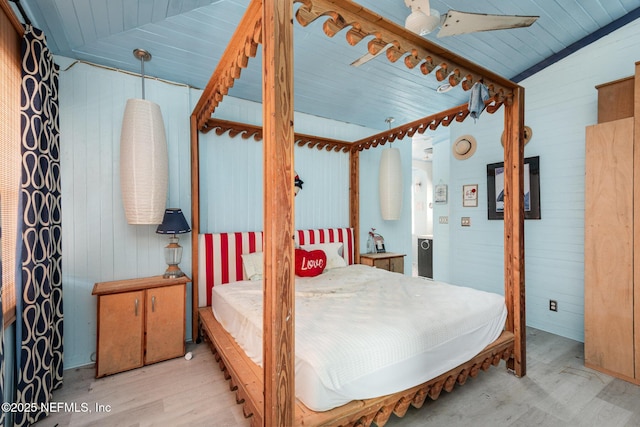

{"left": 417, "top": 236, "right": 433, "bottom": 279}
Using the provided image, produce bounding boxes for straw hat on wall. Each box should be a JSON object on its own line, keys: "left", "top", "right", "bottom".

{"left": 452, "top": 135, "right": 477, "bottom": 160}
{"left": 501, "top": 125, "right": 533, "bottom": 146}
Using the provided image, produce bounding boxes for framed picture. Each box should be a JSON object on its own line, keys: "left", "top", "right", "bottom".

{"left": 434, "top": 184, "right": 448, "bottom": 204}
{"left": 487, "top": 156, "right": 541, "bottom": 220}
{"left": 462, "top": 184, "right": 478, "bottom": 207}
{"left": 373, "top": 234, "right": 386, "bottom": 253}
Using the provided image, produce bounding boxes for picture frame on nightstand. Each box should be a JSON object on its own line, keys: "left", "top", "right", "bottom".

{"left": 374, "top": 234, "right": 386, "bottom": 253}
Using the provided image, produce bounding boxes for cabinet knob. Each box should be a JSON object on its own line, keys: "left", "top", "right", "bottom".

{"left": 152, "top": 295, "right": 156, "bottom": 312}
{"left": 134, "top": 298, "right": 139, "bottom": 316}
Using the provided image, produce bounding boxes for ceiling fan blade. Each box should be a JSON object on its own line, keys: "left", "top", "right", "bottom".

{"left": 437, "top": 10, "right": 538, "bottom": 38}
{"left": 350, "top": 43, "right": 394, "bottom": 67}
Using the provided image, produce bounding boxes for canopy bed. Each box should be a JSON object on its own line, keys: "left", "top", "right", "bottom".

{"left": 189, "top": 0, "right": 526, "bottom": 426}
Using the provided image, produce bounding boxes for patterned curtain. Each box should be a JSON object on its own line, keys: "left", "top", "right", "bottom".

{"left": 15, "top": 25, "right": 63, "bottom": 427}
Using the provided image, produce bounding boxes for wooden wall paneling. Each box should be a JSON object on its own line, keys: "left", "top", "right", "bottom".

{"left": 262, "top": 0, "right": 295, "bottom": 424}
{"left": 197, "top": 116, "right": 353, "bottom": 233}
{"left": 60, "top": 61, "right": 193, "bottom": 366}
{"left": 293, "top": 147, "right": 349, "bottom": 230}
{"left": 584, "top": 118, "right": 634, "bottom": 379}
{"left": 60, "top": 66, "right": 86, "bottom": 366}
{"left": 502, "top": 26, "right": 640, "bottom": 343}
{"left": 85, "top": 70, "right": 109, "bottom": 279}
{"left": 503, "top": 86, "right": 526, "bottom": 377}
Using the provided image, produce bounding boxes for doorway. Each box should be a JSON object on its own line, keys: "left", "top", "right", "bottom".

{"left": 411, "top": 134, "right": 434, "bottom": 277}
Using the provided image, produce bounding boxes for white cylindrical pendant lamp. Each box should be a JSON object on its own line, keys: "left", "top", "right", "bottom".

{"left": 120, "top": 98, "right": 169, "bottom": 224}
{"left": 379, "top": 146, "right": 403, "bottom": 220}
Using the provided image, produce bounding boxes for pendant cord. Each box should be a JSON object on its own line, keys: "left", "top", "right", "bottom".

{"left": 133, "top": 49, "right": 152, "bottom": 100}
{"left": 141, "top": 58, "right": 146, "bottom": 100}
{"left": 386, "top": 117, "right": 395, "bottom": 147}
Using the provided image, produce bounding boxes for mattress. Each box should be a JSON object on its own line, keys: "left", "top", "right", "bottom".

{"left": 211, "top": 264, "right": 507, "bottom": 411}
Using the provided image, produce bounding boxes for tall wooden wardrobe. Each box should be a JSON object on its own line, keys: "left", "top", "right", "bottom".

{"left": 585, "top": 61, "right": 640, "bottom": 384}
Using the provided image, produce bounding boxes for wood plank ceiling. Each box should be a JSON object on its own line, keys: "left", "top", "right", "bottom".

{"left": 12, "top": 0, "right": 640, "bottom": 132}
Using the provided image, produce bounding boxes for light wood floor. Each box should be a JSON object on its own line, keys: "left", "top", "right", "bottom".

{"left": 36, "top": 328, "right": 640, "bottom": 427}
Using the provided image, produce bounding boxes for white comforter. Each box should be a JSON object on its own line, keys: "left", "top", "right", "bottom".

{"left": 211, "top": 264, "right": 506, "bottom": 411}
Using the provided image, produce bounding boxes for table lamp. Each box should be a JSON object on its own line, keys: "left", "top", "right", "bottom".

{"left": 156, "top": 208, "right": 191, "bottom": 278}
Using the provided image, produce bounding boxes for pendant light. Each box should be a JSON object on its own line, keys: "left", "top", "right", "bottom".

{"left": 120, "top": 48, "right": 169, "bottom": 224}
{"left": 379, "top": 117, "right": 403, "bottom": 220}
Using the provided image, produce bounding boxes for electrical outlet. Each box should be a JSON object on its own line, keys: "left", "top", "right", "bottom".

{"left": 461, "top": 217, "right": 471, "bottom": 226}
{"left": 549, "top": 300, "right": 558, "bottom": 312}
{"left": 439, "top": 216, "right": 448, "bottom": 224}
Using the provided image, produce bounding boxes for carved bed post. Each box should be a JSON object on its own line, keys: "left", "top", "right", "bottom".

{"left": 190, "top": 114, "right": 201, "bottom": 342}
{"left": 262, "top": 0, "right": 296, "bottom": 425}
{"left": 350, "top": 149, "right": 360, "bottom": 263}
{"left": 503, "top": 86, "right": 526, "bottom": 377}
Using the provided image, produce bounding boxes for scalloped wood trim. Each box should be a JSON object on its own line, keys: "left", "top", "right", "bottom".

{"left": 202, "top": 99, "right": 503, "bottom": 155}
{"left": 191, "top": 0, "right": 262, "bottom": 130}
{"left": 351, "top": 100, "right": 502, "bottom": 152}
{"left": 199, "top": 307, "right": 515, "bottom": 427}
{"left": 294, "top": 0, "right": 517, "bottom": 102}
{"left": 203, "top": 118, "right": 353, "bottom": 152}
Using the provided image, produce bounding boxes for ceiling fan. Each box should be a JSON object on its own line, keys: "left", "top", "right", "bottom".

{"left": 404, "top": 0, "right": 539, "bottom": 38}
{"left": 350, "top": 0, "right": 538, "bottom": 67}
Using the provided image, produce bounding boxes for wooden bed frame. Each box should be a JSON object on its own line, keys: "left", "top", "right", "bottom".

{"left": 200, "top": 307, "right": 514, "bottom": 427}
{"left": 189, "top": 0, "right": 527, "bottom": 425}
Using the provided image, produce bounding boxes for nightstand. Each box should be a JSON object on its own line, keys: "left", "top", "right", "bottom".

{"left": 360, "top": 253, "right": 406, "bottom": 274}
{"left": 92, "top": 275, "right": 189, "bottom": 378}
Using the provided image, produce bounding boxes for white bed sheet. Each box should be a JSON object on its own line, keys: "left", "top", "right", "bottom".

{"left": 211, "top": 264, "right": 507, "bottom": 412}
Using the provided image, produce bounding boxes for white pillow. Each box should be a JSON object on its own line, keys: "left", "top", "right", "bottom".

{"left": 301, "top": 242, "right": 347, "bottom": 270}
{"left": 241, "top": 251, "right": 263, "bottom": 281}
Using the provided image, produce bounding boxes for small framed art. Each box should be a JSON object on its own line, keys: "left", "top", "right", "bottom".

{"left": 434, "top": 184, "right": 448, "bottom": 204}
{"left": 462, "top": 184, "right": 478, "bottom": 207}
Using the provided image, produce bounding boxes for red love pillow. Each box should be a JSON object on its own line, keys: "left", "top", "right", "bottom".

{"left": 295, "top": 248, "right": 326, "bottom": 277}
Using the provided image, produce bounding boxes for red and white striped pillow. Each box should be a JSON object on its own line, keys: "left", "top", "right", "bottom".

{"left": 198, "top": 228, "right": 353, "bottom": 307}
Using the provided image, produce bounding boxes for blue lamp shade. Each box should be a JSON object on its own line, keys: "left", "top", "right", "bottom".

{"left": 156, "top": 208, "right": 191, "bottom": 234}
{"left": 156, "top": 208, "right": 191, "bottom": 278}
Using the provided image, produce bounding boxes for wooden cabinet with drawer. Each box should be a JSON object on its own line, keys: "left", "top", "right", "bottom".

{"left": 359, "top": 253, "right": 406, "bottom": 274}
{"left": 92, "top": 275, "right": 189, "bottom": 377}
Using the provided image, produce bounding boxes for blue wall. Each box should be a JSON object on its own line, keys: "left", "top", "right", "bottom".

{"left": 432, "top": 18, "right": 640, "bottom": 342}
